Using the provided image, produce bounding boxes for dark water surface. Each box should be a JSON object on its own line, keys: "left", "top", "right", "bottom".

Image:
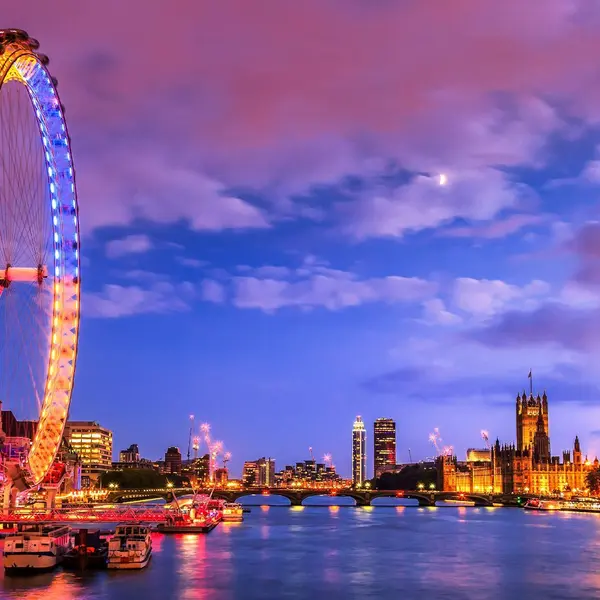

{"left": 1, "top": 505, "right": 600, "bottom": 600}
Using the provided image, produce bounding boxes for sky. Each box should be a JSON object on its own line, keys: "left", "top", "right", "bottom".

{"left": 6, "top": 0, "right": 600, "bottom": 478}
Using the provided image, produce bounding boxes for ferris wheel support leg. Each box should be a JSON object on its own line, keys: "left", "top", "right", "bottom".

{"left": 2, "top": 483, "right": 16, "bottom": 510}
{"left": 46, "top": 488, "right": 57, "bottom": 510}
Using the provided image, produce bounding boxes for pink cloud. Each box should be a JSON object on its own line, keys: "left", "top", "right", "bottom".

{"left": 338, "top": 169, "right": 527, "bottom": 239}
{"left": 6, "top": 0, "right": 600, "bottom": 234}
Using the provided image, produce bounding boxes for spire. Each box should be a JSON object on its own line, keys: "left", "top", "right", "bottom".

{"left": 574, "top": 435, "right": 581, "bottom": 453}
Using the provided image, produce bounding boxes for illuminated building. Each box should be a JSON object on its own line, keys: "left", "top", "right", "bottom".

{"left": 243, "top": 461, "right": 258, "bottom": 486}
{"left": 374, "top": 418, "right": 396, "bottom": 477}
{"left": 64, "top": 421, "right": 113, "bottom": 489}
{"left": 119, "top": 444, "right": 140, "bottom": 463}
{"left": 466, "top": 449, "right": 491, "bottom": 462}
{"left": 438, "top": 387, "right": 594, "bottom": 496}
{"left": 214, "top": 467, "right": 228, "bottom": 486}
{"left": 164, "top": 446, "right": 182, "bottom": 475}
{"left": 352, "top": 415, "right": 367, "bottom": 485}
{"left": 242, "top": 457, "right": 275, "bottom": 486}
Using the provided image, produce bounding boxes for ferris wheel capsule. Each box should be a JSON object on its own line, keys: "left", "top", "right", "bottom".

{"left": 0, "top": 30, "right": 81, "bottom": 490}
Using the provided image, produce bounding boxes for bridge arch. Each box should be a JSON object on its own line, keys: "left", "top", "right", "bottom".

{"left": 233, "top": 493, "right": 293, "bottom": 506}
{"left": 299, "top": 492, "right": 357, "bottom": 506}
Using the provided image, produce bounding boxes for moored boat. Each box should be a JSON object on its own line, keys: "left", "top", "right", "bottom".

{"left": 222, "top": 503, "right": 244, "bottom": 522}
{"left": 524, "top": 498, "right": 561, "bottom": 511}
{"left": 157, "top": 507, "right": 220, "bottom": 534}
{"left": 63, "top": 528, "right": 108, "bottom": 570}
{"left": 3, "top": 523, "right": 71, "bottom": 573}
{"left": 107, "top": 524, "right": 152, "bottom": 570}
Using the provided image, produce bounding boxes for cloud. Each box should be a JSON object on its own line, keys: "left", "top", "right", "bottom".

{"left": 8, "top": 0, "right": 600, "bottom": 237}
{"left": 106, "top": 234, "right": 152, "bottom": 258}
{"left": 84, "top": 281, "right": 194, "bottom": 318}
{"left": 80, "top": 151, "right": 271, "bottom": 234}
{"left": 466, "top": 303, "right": 600, "bottom": 352}
{"left": 201, "top": 280, "right": 226, "bottom": 304}
{"left": 362, "top": 362, "right": 600, "bottom": 405}
{"left": 236, "top": 265, "right": 291, "bottom": 279}
{"left": 442, "top": 213, "right": 548, "bottom": 239}
{"left": 337, "top": 169, "right": 533, "bottom": 240}
{"left": 452, "top": 278, "right": 550, "bottom": 317}
{"left": 231, "top": 258, "right": 436, "bottom": 312}
{"left": 422, "top": 299, "right": 462, "bottom": 325}
{"left": 176, "top": 257, "right": 209, "bottom": 269}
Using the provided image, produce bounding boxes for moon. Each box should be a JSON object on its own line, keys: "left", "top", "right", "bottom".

{"left": 439, "top": 173, "right": 447, "bottom": 186}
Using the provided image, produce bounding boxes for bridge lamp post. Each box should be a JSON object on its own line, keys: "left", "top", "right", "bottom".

{"left": 429, "top": 483, "right": 436, "bottom": 490}
{"left": 417, "top": 482, "right": 425, "bottom": 491}
{"left": 364, "top": 482, "right": 371, "bottom": 490}
{"left": 166, "top": 482, "right": 174, "bottom": 489}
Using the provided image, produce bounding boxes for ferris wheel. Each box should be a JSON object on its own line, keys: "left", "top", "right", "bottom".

{"left": 0, "top": 29, "right": 80, "bottom": 491}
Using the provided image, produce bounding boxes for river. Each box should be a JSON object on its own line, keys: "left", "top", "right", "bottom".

{"left": 1, "top": 502, "right": 600, "bottom": 599}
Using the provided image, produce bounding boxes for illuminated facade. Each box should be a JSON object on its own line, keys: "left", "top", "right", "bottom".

{"left": 352, "top": 416, "right": 367, "bottom": 485}
{"left": 374, "top": 418, "right": 396, "bottom": 477}
{"left": 438, "top": 390, "right": 594, "bottom": 496}
{"left": 119, "top": 444, "right": 140, "bottom": 463}
{"left": 243, "top": 457, "right": 275, "bottom": 486}
{"left": 65, "top": 421, "right": 113, "bottom": 489}
{"left": 164, "top": 447, "right": 182, "bottom": 475}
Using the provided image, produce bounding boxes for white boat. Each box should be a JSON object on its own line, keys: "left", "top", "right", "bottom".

{"left": 107, "top": 524, "right": 152, "bottom": 570}
{"left": 3, "top": 523, "right": 71, "bottom": 573}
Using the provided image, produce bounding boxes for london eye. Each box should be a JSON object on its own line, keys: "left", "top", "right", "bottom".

{"left": 0, "top": 29, "right": 80, "bottom": 495}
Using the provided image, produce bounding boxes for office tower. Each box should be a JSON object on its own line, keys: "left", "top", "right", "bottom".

{"left": 352, "top": 415, "right": 366, "bottom": 485}
{"left": 65, "top": 421, "right": 113, "bottom": 488}
{"left": 374, "top": 418, "right": 396, "bottom": 477}
{"left": 164, "top": 446, "right": 182, "bottom": 474}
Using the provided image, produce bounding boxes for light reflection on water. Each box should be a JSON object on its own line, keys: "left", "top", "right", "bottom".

{"left": 1, "top": 507, "right": 600, "bottom": 599}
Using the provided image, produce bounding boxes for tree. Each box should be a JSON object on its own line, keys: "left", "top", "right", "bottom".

{"left": 586, "top": 468, "right": 600, "bottom": 494}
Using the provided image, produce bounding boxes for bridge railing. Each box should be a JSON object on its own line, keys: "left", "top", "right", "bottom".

{"left": 0, "top": 505, "right": 169, "bottom": 523}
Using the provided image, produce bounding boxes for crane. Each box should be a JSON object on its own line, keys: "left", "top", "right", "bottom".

{"left": 187, "top": 414, "right": 194, "bottom": 461}
{"left": 309, "top": 447, "right": 315, "bottom": 462}
{"left": 481, "top": 430, "right": 490, "bottom": 449}
{"left": 223, "top": 451, "right": 231, "bottom": 470}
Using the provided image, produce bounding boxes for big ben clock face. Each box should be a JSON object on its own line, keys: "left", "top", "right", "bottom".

{"left": 527, "top": 408, "right": 538, "bottom": 416}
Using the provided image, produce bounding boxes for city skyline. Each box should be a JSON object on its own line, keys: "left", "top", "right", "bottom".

{"left": 5, "top": 2, "right": 600, "bottom": 474}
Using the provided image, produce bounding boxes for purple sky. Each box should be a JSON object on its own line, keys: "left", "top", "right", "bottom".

{"left": 6, "top": 1, "right": 600, "bottom": 477}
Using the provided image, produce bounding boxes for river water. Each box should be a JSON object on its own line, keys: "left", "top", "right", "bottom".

{"left": 1, "top": 503, "right": 600, "bottom": 600}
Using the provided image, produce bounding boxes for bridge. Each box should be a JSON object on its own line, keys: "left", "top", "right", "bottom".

{"left": 108, "top": 487, "right": 525, "bottom": 507}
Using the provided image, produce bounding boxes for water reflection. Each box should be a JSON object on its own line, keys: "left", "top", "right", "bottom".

{"left": 2, "top": 508, "right": 600, "bottom": 599}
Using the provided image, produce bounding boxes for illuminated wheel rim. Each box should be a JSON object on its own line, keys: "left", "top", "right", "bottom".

{"left": 0, "top": 30, "right": 80, "bottom": 487}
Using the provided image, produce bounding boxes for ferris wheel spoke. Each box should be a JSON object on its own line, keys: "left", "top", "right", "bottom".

{"left": 0, "top": 30, "right": 81, "bottom": 488}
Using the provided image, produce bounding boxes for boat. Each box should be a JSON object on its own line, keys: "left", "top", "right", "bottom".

{"left": 3, "top": 523, "right": 71, "bottom": 573}
{"left": 524, "top": 498, "right": 562, "bottom": 511}
{"left": 222, "top": 503, "right": 244, "bottom": 522}
{"left": 63, "top": 528, "right": 108, "bottom": 570}
{"left": 157, "top": 505, "right": 220, "bottom": 533}
{"left": 107, "top": 524, "right": 152, "bottom": 570}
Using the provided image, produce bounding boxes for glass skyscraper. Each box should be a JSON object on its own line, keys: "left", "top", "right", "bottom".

{"left": 374, "top": 418, "right": 396, "bottom": 477}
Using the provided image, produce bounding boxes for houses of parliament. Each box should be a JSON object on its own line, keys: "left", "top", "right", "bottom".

{"left": 438, "top": 386, "right": 595, "bottom": 495}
